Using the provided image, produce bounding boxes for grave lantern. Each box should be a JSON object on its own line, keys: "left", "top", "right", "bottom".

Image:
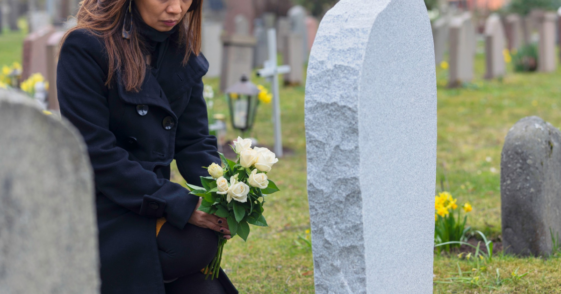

{"left": 225, "top": 75, "right": 260, "bottom": 136}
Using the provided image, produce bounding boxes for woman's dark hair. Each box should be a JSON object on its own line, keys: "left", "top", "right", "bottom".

{"left": 62, "top": 0, "right": 203, "bottom": 92}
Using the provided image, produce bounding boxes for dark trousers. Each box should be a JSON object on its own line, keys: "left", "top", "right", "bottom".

{"left": 157, "top": 223, "right": 237, "bottom": 294}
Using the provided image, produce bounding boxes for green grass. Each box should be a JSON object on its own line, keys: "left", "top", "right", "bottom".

{"left": 0, "top": 20, "right": 26, "bottom": 66}
{"left": 3, "top": 27, "right": 561, "bottom": 292}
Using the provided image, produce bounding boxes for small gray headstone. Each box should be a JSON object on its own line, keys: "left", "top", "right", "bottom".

{"left": 431, "top": 16, "right": 449, "bottom": 65}
{"left": 288, "top": 5, "right": 308, "bottom": 62}
{"left": 448, "top": 12, "right": 475, "bottom": 87}
{"left": 484, "top": 14, "right": 506, "bottom": 79}
{"left": 0, "top": 89, "right": 99, "bottom": 293}
{"left": 202, "top": 20, "right": 223, "bottom": 78}
{"left": 501, "top": 116, "right": 561, "bottom": 257}
{"left": 253, "top": 18, "right": 268, "bottom": 68}
{"left": 505, "top": 14, "right": 524, "bottom": 51}
{"left": 305, "top": 0, "right": 437, "bottom": 292}
{"left": 220, "top": 34, "right": 256, "bottom": 91}
{"left": 283, "top": 33, "right": 303, "bottom": 85}
{"left": 276, "top": 17, "right": 290, "bottom": 53}
{"left": 234, "top": 14, "right": 250, "bottom": 36}
{"left": 538, "top": 12, "right": 557, "bottom": 73}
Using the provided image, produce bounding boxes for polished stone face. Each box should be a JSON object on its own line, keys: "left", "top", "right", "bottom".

{"left": 305, "top": 0, "right": 437, "bottom": 293}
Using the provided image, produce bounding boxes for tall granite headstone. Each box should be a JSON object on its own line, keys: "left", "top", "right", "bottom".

{"left": 505, "top": 14, "right": 524, "bottom": 51}
{"left": 0, "top": 89, "right": 99, "bottom": 293}
{"left": 305, "top": 0, "right": 437, "bottom": 292}
{"left": 202, "top": 20, "right": 223, "bottom": 78}
{"left": 7, "top": 0, "right": 19, "bottom": 31}
{"left": 448, "top": 12, "right": 475, "bottom": 87}
{"left": 484, "top": 14, "right": 506, "bottom": 80}
{"left": 431, "top": 16, "right": 449, "bottom": 65}
{"left": 501, "top": 116, "right": 561, "bottom": 257}
{"left": 538, "top": 12, "right": 557, "bottom": 73}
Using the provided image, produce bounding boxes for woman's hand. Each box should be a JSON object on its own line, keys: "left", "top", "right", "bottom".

{"left": 188, "top": 198, "right": 231, "bottom": 240}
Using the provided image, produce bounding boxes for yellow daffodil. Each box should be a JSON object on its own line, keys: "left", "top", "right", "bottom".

{"left": 258, "top": 92, "right": 272, "bottom": 104}
{"left": 257, "top": 85, "right": 265, "bottom": 91}
{"left": 463, "top": 202, "right": 472, "bottom": 213}
{"left": 2, "top": 66, "right": 10, "bottom": 76}
{"left": 436, "top": 206, "right": 449, "bottom": 217}
{"left": 305, "top": 229, "right": 310, "bottom": 234}
{"left": 503, "top": 49, "right": 512, "bottom": 64}
{"left": 12, "top": 62, "right": 22, "bottom": 71}
{"left": 440, "top": 61, "right": 449, "bottom": 70}
{"left": 45, "top": 82, "right": 49, "bottom": 91}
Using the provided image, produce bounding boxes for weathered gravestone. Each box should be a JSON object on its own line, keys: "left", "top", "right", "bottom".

{"left": 505, "top": 14, "right": 524, "bottom": 51}
{"left": 234, "top": 14, "right": 250, "bottom": 36}
{"left": 448, "top": 12, "right": 475, "bottom": 87}
{"left": 223, "top": 0, "right": 254, "bottom": 36}
{"left": 276, "top": 17, "right": 290, "bottom": 53}
{"left": 431, "top": 16, "right": 449, "bottom": 65}
{"left": 288, "top": 5, "right": 308, "bottom": 62}
{"left": 202, "top": 20, "right": 223, "bottom": 78}
{"left": 21, "top": 25, "right": 56, "bottom": 81}
{"left": 305, "top": 0, "right": 437, "bottom": 292}
{"left": 220, "top": 34, "right": 256, "bottom": 91}
{"left": 484, "top": 14, "right": 506, "bottom": 80}
{"left": 501, "top": 116, "right": 561, "bottom": 257}
{"left": 282, "top": 33, "right": 304, "bottom": 85}
{"left": 253, "top": 18, "right": 268, "bottom": 68}
{"left": 538, "top": 12, "right": 557, "bottom": 73}
{"left": 0, "top": 89, "right": 99, "bottom": 293}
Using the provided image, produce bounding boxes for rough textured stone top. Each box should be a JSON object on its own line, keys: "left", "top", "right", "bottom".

{"left": 0, "top": 89, "right": 99, "bottom": 293}
{"left": 305, "top": 0, "right": 437, "bottom": 293}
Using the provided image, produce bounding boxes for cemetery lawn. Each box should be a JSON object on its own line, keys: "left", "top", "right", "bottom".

{"left": 3, "top": 31, "right": 561, "bottom": 292}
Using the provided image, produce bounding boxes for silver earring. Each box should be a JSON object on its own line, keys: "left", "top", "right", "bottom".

{"left": 121, "top": 0, "right": 132, "bottom": 39}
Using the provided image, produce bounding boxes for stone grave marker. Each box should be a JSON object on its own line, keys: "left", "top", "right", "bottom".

{"left": 7, "top": 0, "right": 18, "bottom": 31}
{"left": 288, "top": 5, "right": 308, "bottom": 61}
{"left": 431, "top": 16, "right": 449, "bottom": 65}
{"left": 505, "top": 14, "right": 524, "bottom": 51}
{"left": 234, "top": 14, "right": 250, "bottom": 36}
{"left": 0, "top": 88, "right": 99, "bottom": 293}
{"left": 538, "top": 12, "right": 557, "bottom": 73}
{"left": 220, "top": 34, "right": 256, "bottom": 91}
{"left": 305, "top": 0, "right": 437, "bottom": 292}
{"left": 305, "top": 16, "right": 319, "bottom": 52}
{"left": 276, "top": 17, "right": 290, "bottom": 53}
{"left": 283, "top": 33, "right": 304, "bottom": 85}
{"left": 501, "top": 116, "right": 561, "bottom": 257}
{"left": 46, "top": 30, "right": 65, "bottom": 111}
{"left": 263, "top": 12, "right": 275, "bottom": 30}
{"left": 224, "top": 0, "right": 254, "bottom": 36}
{"left": 448, "top": 12, "right": 475, "bottom": 87}
{"left": 28, "top": 10, "right": 52, "bottom": 33}
{"left": 484, "top": 14, "right": 506, "bottom": 80}
{"left": 253, "top": 18, "right": 268, "bottom": 68}
{"left": 202, "top": 20, "right": 223, "bottom": 78}
{"left": 21, "top": 25, "right": 56, "bottom": 81}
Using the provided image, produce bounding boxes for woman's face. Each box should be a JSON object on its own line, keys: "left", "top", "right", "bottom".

{"left": 135, "top": 0, "right": 193, "bottom": 32}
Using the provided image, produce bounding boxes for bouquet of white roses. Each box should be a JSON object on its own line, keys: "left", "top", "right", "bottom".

{"left": 186, "top": 137, "right": 280, "bottom": 279}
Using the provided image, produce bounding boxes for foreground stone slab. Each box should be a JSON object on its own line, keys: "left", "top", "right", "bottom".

{"left": 0, "top": 89, "right": 99, "bottom": 293}
{"left": 305, "top": 0, "right": 437, "bottom": 292}
{"left": 501, "top": 116, "right": 561, "bottom": 257}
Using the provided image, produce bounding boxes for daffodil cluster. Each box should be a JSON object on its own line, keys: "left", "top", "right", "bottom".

{"left": 186, "top": 137, "right": 280, "bottom": 279}
{"left": 0, "top": 62, "right": 22, "bottom": 88}
{"left": 257, "top": 85, "right": 272, "bottom": 104}
{"left": 434, "top": 191, "right": 472, "bottom": 252}
{"left": 20, "top": 73, "right": 48, "bottom": 96}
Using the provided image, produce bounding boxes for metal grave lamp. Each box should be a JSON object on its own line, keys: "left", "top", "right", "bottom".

{"left": 225, "top": 75, "right": 261, "bottom": 136}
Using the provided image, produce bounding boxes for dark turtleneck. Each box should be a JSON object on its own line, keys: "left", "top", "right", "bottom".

{"left": 132, "top": 5, "right": 178, "bottom": 72}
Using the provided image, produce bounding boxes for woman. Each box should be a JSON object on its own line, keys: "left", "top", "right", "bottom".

{"left": 56, "top": 0, "right": 237, "bottom": 293}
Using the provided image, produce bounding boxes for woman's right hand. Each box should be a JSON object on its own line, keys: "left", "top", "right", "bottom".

{"left": 188, "top": 198, "right": 231, "bottom": 239}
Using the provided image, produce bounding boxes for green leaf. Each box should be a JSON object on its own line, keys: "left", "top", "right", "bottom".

{"left": 238, "top": 221, "right": 250, "bottom": 241}
{"left": 200, "top": 177, "right": 217, "bottom": 190}
{"left": 198, "top": 205, "right": 211, "bottom": 213}
{"left": 233, "top": 202, "right": 246, "bottom": 222}
{"left": 202, "top": 192, "right": 214, "bottom": 203}
{"left": 260, "top": 180, "right": 280, "bottom": 194}
{"left": 200, "top": 200, "right": 212, "bottom": 207}
{"left": 189, "top": 189, "right": 207, "bottom": 197}
{"left": 186, "top": 183, "right": 205, "bottom": 191}
{"left": 227, "top": 217, "right": 238, "bottom": 236}
{"left": 215, "top": 206, "right": 229, "bottom": 218}
{"left": 248, "top": 214, "right": 268, "bottom": 227}
{"left": 220, "top": 153, "right": 236, "bottom": 171}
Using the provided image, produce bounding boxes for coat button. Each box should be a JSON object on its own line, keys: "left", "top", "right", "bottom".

{"left": 136, "top": 105, "right": 149, "bottom": 116}
{"left": 149, "top": 201, "right": 159, "bottom": 210}
{"left": 162, "top": 116, "right": 175, "bottom": 130}
{"left": 126, "top": 136, "right": 138, "bottom": 147}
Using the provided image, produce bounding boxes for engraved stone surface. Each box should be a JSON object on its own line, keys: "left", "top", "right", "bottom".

{"left": 0, "top": 89, "right": 99, "bottom": 293}
{"left": 501, "top": 116, "right": 561, "bottom": 257}
{"left": 305, "top": 0, "right": 437, "bottom": 292}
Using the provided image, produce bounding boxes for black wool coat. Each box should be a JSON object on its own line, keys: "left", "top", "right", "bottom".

{"left": 57, "top": 29, "right": 225, "bottom": 294}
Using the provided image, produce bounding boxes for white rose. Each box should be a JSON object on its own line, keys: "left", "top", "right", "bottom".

{"left": 227, "top": 181, "right": 249, "bottom": 203}
{"left": 233, "top": 136, "right": 252, "bottom": 154}
{"left": 208, "top": 163, "right": 223, "bottom": 179}
{"left": 254, "top": 147, "right": 278, "bottom": 172}
{"left": 216, "top": 177, "right": 229, "bottom": 195}
{"left": 240, "top": 148, "right": 258, "bottom": 168}
{"left": 248, "top": 169, "right": 269, "bottom": 189}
